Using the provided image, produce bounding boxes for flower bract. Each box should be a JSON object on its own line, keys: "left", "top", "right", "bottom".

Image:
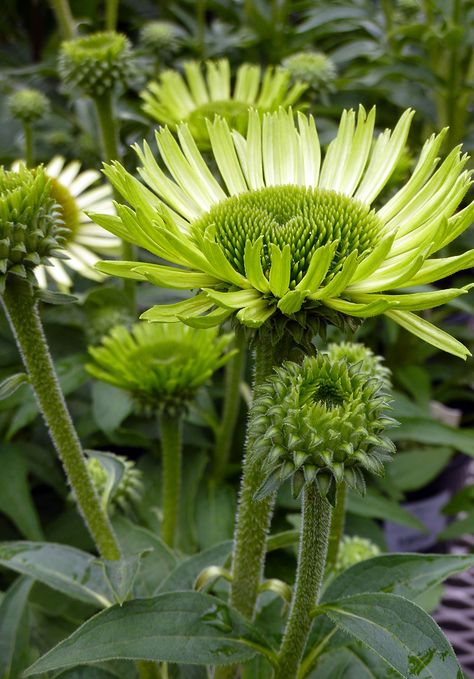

{"left": 140, "top": 59, "right": 307, "bottom": 147}
{"left": 94, "top": 107, "right": 474, "bottom": 358}
{"left": 87, "top": 322, "right": 235, "bottom": 414}
{"left": 248, "top": 349, "right": 396, "bottom": 501}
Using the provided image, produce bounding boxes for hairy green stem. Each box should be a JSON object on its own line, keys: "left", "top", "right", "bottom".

{"left": 1, "top": 281, "right": 121, "bottom": 560}
{"left": 159, "top": 412, "right": 182, "bottom": 548}
{"left": 325, "top": 481, "right": 347, "bottom": 572}
{"left": 23, "top": 123, "right": 33, "bottom": 168}
{"left": 275, "top": 484, "right": 332, "bottom": 679}
{"left": 48, "top": 0, "right": 76, "bottom": 39}
{"left": 105, "top": 0, "right": 119, "bottom": 31}
{"left": 93, "top": 92, "right": 135, "bottom": 304}
{"left": 213, "top": 334, "right": 246, "bottom": 481}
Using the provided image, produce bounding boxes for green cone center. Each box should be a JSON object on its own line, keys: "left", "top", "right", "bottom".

{"left": 192, "top": 185, "right": 382, "bottom": 288}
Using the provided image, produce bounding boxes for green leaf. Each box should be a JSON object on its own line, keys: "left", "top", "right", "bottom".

{"left": 196, "top": 483, "right": 236, "bottom": 549}
{"left": 318, "top": 593, "right": 462, "bottom": 678}
{"left": 25, "top": 592, "right": 272, "bottom": 675}
{"left": 437, "top": 510, "right": 474, "bottom": 540}
{"left": 157, "top": 541, "right": 233, "bottom": 594}
{"left": 309, "top": 645, "right": 395, "bottom": 679}
{"left": 390, "top": 417, "right": 474, "bottom": 456}
{"left": 91, "top": 383, "right": 133, "bottom": 433}
{"left": 35, "top": 289, "right": 78, "bottom": 305}
{"left": 386, "top": 447, "right": 453, "bottom": 491}
{"left": 0, "top": 445, "right": 43, "bottom": 540}
{"left": 0, "top": 542, "right": 114, "bottom": 608}
{"left": 112, "top": 517, "right": 177, "bottom": 597}
{"left": 0, "top": 373, "right": 29, "bottom": 400}
{"left": 322, "top": 553, "right": 474, "bottom": 602}
{"left": 0, "top": 576, "right": 33, "bottom": 679}
{"left": 98, "top": 552, "right": 150, "bottom": 605}
{"left": 347, "top": 489, "right": 427, "bottom": 531}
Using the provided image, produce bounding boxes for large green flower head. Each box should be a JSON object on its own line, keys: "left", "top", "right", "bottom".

{"left": 248, "top": 349, "right": 396, "bottom": 502}
{"left": 0, "top": 165, "right": 67, "bottom": 293}
{"left": 94, "top": 107, "right": 474, "bottom": 358}
{"left": 140, "top": 59, "right": 307, "bottom": 147}
{"left": 58, "top": 32, "right": 134, "bottom": 98}
{"left": 282, "top": 51, "right": 337, "bottom": 90}
{"left": 8, "top": 88, "right": 50, "bottom": 124}
{"left": 87, "top": 322, "right": 235, "bottom": 415}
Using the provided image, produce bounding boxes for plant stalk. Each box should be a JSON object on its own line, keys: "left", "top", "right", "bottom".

{"left": 213, "top": 334, "right": 246, "bottom": 481}
{"left": 1, "top": 281, "right": 121, "bottom": 560}
{"left": 158, "top": 412, "right": 183, "bottom": 548}
{"left": 275, "top": 483, "right": 332, "bottom": 679}
{"left": 23, "top": 123, "right": 34, "bottom": 168}
{"left": 105, "top": 0, "right": 119, "bottom": 31}
{"left": 48, "top": 0, "right": 76, "bottom": 40}
{"left": 325, "top": 481, "right": 347, "bottom": 572}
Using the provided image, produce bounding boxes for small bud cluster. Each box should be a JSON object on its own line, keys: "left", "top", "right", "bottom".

{"left": 0, "top": 166, "right": 67, "bottom": 293}
{"left": 58, "top": 32, "right": 135, "bottom": 98}
{"left": 87, "top": 453, "right": 143, "bottom": 516}
{"left": 139, "top": 21, "right": 181, "bottom": 55}
{"left": 335, "top": 535, "right": 381, "bottom": 573}
{"left": 8, "top": 89, "right": 50, "bottom": 124}
{"left": 249, "top": 345, "right": 397, "bottom": 502}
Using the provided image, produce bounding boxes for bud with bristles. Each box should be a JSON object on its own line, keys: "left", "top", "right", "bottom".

{"left": 8, "top": 89, "right": 50, "bottom": 124}
{"left": 334, "top": 535, "right": 381, "bottom": 573}
{"left": 282, "top": 51, "right": 337, "bottom": 90}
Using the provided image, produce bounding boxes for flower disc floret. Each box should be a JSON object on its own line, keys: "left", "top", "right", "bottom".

{"left": 87, "top": 322, "right": 235, "bottom": 414}
{"left": 93, "top": 106, "right": 474, "bottom": 359}
{"left": 140, "top": 59, "right": 307, "bottom": 146}
{"left": 282, "top": 51, "right": 337, "bottom": 89}
{"left": 8, "top": 89, "right": 50, "bottom": 124}
{"left": 248, "top": 351, "right": 396, "bottom": 500}
{"left": 59, "top": 32, "right": 134, "bottom": 97}
{"left": 0, "top": 165, "right": 67, "bottom": 293}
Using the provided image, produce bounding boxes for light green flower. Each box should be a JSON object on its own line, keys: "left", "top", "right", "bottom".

{"left": 94, "top": 107, "right": 474, "bottom": 358}
{"left": 87, "top": 322, "right": 235, "bottom": 414}
{"left": 140, "top": 59, "right": 307, "bottom": 147}
{"left": 248, "top": 351, "right": 395, "bottom": 500}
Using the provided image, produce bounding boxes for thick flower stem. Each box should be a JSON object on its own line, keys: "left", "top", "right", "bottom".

{"left": 93, "top": 92, "right": 135, "bottom": 305}
{"left": 325, "top": 481, "right": 347, "bottom": 572}
{"left": 105, "top": 0, "right": 119, "bottom": 31}
{"left": 48, "top": 0, "right": 76, "bottom": 40}
{"left": 158, "top": 412, "right": 183, "bottom": 548}
{"left": 275, "top": 484, "right": 332, "bottom": 679}
{"left": 1, "top": 282, "right": 121, "bottom": 560}
{"left": 213, "top": 334, "right": 246, "bottom": 481}
{"left": 23, "top": 123, "right": 34, "bottom": 168}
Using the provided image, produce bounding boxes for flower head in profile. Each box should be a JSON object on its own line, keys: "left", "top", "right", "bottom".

{"left": 87, "top": 322, "right": 235, "bottom": 415}
{"left": 8, "top": 88, "right": 50, "bottom": 125}
{"left": 248, "top": 348, "right": 396, "bottom": 501}
{"left": 94, "top": 107, "right": 474, "bottom": 358}
{"left": 140, "top": 59, "right": 307, "bottom": 147}
{"left": 0, "top": 165, "right": 67, "bottom": 293}
{"left": 86, "top": 452, "right": 143, "bottom": 516}
{"left": 13, "top": 157, "right": 118, "bottom": 289}
{"left": 282, "top": 51, "right": 337, "bottom": 90}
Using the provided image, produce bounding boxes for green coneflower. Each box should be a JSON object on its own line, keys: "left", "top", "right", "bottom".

{"left": 249, "top": 352, "right": 395, "bottom": 501}
{"left": 95, "top": 106, "right": 474, "bottom": 358}
{"left": 282, "top": 51, "right": 337, "bottom": 90}
{"left": 8, "top": 88, "right": 50, "bottom": 124}
{"left": 12, "top": 157, "right": 119, "bottom": 289}
{"left": 87, "top": 322, "right": 235, "bottom": 547}
{"left": 140, "top": 59, "right": 307, "bottom": 147}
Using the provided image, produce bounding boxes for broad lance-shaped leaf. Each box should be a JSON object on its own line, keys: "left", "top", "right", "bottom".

{"left": 0, "top": 576, "right": 33, "bottom": 679}
{"left": 0, "top": 542, "right": 114, "bottom": 608}
{"left": 316, "top": 593, "right": 462, "bottom": 679}
{"left": 24, "top": 591, "right": 274, "bottom": 675}
{"left": 0, "top": 445, "right": 43, "bottom": 540}
{"left": 322, "top": 553, "right": 474, "bottom": 602}
{"left": 156, "top": 540, "right": 232, "bottom": 594}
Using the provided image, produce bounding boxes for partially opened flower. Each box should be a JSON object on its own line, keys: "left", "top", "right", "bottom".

{"left": 14, "top": 157, "right": 118, "bottom": 289}
{"left": 248, "top": 351, "right": 395, "bottom": 500}
{"left": 87, "top": 322, "right": 235, "bottom": 414}
{"left": 94, "top": 107, "right": 474, "bottom": 358}
{"left": 140, "top": 59, "right": 307, "bottom": 147}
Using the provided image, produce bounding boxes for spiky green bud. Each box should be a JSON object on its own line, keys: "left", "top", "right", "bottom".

{"left": 86, "top": 453, "right": 143, "bottom": 516}
{"left": 86, "top": 322, "right": 235, "bottom": 415}
{"left": 139, "top": 21, "right": 181, "bottom": 54}
{"left": 0, "top": 165, "right": 67, "bottom": 293}
{"left": 249, "top": 347, "right": 396, "bottom": 501}
{"left": 282, "top": 51, "right": 337, "bottom": 89}
{"left": 58, "top": 32, "right": 135, "bottom": 98}
{"left": 335, "top": 535, "right": 381, "bottom": 573}
{"left": 8, "top": 88, "right": 50, "bottom": 124}
{"left": 326, "top": 342, "right": 392, "bottom": 389}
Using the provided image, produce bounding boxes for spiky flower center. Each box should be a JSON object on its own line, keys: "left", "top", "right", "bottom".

{"left": 193, "top": 185, "right": 382, "bottom": 288}
{"left": 49, "top": 178, "right": 80, "bottom": 239}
